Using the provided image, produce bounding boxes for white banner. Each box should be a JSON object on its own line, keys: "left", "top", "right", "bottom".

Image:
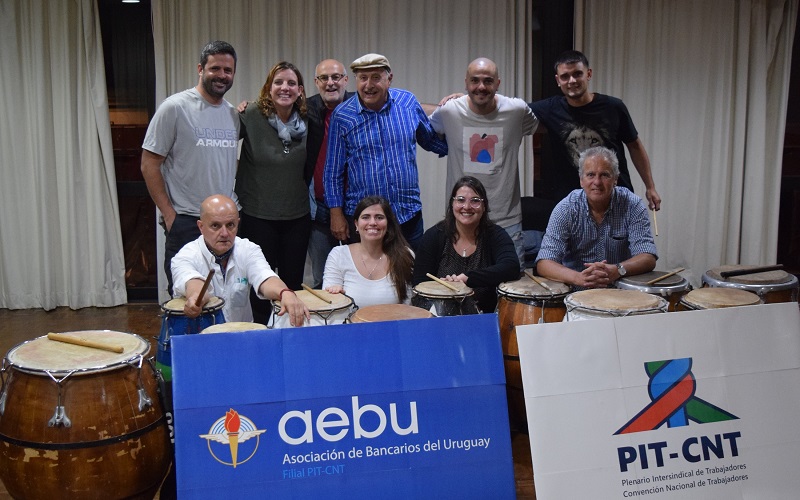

{"left": 518, "top": 303, "right": 800, "bottom": 499}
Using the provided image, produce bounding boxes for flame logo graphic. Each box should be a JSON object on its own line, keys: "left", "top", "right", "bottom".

{"left": 200, "top": 409, "right": 266, "bottom": 467}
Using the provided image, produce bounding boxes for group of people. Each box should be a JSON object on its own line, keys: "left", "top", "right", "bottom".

{"left": 141, "top": 41, "right": 661, "bottom": 328}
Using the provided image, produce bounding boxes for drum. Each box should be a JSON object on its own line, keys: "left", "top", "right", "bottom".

{"left": 565, "top": 289, "right": 669, "bottom": 321}
{"left": 0, "top": 331, "right": 170, "bottom": 499}
{"left": 201, "top": 322, "right": 266, "bottom": 334}
{"left": 348, "top": 304, "right": 433, "bottom": 323}
{"left": 496, "top": 277, "right": 571, "bottom": 432}
{"left": 410, "top": 280, "right": 480, "bottom": 316}
{"left": 677, "top": 287, "right": 762, "bottom": 311}
{"left": 157, "top": 296, "right": 225, "bottom": 381}
{"left": 702, "top": 265, "right": 799, "bottom": 303}
{"left": 614, "top": 271, "right": 692, "bottom": 311}
{"left": 270, "top": 290, "right": 354, "bottom": 328}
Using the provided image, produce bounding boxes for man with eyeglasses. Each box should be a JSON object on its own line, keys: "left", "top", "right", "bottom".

{"left": 305, "top": 59, "right": 354, "bottom": 288}
{"left": 429, "top": 57, "right": 538, "bottom": 270}
{"left": 536, "top": 147, "right": 657, "bottom": 289}
{"left": 323, "top": 53, "right": 447, "bottom": 250}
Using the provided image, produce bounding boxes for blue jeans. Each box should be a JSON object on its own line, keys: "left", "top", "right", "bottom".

{"left": 503, "top": 222, "right": 525, "bottom": 272}
{"left": 308, "top": 201, "right": 339, "bottom": 288}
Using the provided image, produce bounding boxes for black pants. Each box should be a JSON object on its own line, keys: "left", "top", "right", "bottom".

{"left": 162, "top": 214, "right": 201, "bottom": 297}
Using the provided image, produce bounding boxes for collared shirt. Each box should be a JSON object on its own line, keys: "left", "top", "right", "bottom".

{"left": 323, "top": 88, "right": 448, "bottom": 224}
{"left": 171, "top": 235, "right": 278, "bottom": 322}
{"left": 536, "top": 187, "right": 657, "bottom": 272}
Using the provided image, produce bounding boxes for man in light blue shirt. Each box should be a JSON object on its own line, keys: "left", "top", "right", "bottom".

{"left": 324, "top": 53, "right": 447, "bottom": 248}
{"left": 536, "top": 146, "right": 657, "bottom": 289}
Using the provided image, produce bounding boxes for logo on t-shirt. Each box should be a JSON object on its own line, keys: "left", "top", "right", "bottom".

{"left": 463, "top": 127, "right": 503, "bottom": 174}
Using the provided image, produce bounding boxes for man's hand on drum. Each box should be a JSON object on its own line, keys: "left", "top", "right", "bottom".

{"left": 182, "top": 278, "right": 212, "bottom": 318}
{"left": 325, "top": 285, "right": 345, "bottom": 294}
{"left": 277, "top": 292, "right": 311, "bottom": 327}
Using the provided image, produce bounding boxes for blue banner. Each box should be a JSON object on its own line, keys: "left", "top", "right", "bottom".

{"left": 172, "top": 314, "right": 515, "bottom": 499}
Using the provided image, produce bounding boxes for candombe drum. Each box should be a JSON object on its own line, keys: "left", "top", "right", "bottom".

{"left": 270, "top": 290, "right": 354, "bottom": 328}
{"left": 0, "top": 331, "right": 170, "bottom": 499}
{"left": 495, "top": 277, "right": 571, "bottom": 431}
{"left": 677, "top": 287, "right": 762, "bottom": 311}
{"left": 348, "top": 304, "right": 433, "bottom": 323}
{"left": 565, "top": 289, "right": 668, "bottom": 321}
{"left": 201, "top": 322, "right": 267, "bottom": 334}
{"left": 411, "top": 280, "right": 480, "bottom": 316}
{"left": 702, "top": 265, "right": 799, "bottom": 304}
{"left": 614, "top": 270, "right": 692, "bottom": 312}
{"left": 157, "top": 296, "right": 225, "bottom": 381}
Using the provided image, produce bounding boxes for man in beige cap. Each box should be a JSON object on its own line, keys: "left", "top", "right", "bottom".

{"left": 323, "top": 53, "right": 447, "bottom": 249}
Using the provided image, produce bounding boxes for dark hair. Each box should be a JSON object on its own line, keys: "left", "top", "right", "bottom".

{"left": 443, "top": 176, "right": 491, "bottom": 244}
{"left": 554, "top": 49, "right": 589, "bottom": 72}
{"left": 200, "top": 41, "right": 237, "bottom": 70}
{"left": 256, "top": 61, "right": 307, "bottom": 118}
{"left": 354, "top": 196, "right": 413, "bottom": 302}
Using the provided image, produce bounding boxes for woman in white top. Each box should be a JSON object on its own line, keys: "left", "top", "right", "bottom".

{"left": 323, "top": 196, "right": 413, "bottom": 307}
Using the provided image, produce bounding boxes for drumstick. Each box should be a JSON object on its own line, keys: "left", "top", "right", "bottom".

{"left": 651, "top": 208, "right": 659, "bottom": 236}
{"left": 301, "top": 283, "right": 332, "bottom": 304}
{"left": 196, "top": 269, "right": 215, "bottom": 308}
{"left": 47, "top": 333, "right": 124, "bottom": 354}
{"left": 645, "top": 267, "right": 685, "bottom": 285}
{"left": 524, "top": 270, "right": 554, "bottom": 293}
{"left": 425, "top": 273, "right": 460, "bottom": 292}
{"left": 719, "top": 264, "right": 784, "bottom": 279}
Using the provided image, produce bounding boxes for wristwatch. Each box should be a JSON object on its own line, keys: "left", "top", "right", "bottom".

{"left": 616, "top": 263, "right": 627, "bottom": 277}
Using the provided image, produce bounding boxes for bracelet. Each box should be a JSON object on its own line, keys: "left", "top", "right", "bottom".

{"left": 279, "top": 288, "right": 294, "bottom": 301}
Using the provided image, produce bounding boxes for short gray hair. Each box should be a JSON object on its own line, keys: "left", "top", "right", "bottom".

{"left": 578, "top": 146, "right": 619, "bottom": 178}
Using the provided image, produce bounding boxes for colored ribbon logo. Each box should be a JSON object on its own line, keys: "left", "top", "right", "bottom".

{"left": 615, "top": 358, "right": 737, "bottom": 435}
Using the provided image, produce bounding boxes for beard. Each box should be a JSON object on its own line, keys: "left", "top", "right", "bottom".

{"left": 202, "top": 74, "right": 232, "bottom": 99}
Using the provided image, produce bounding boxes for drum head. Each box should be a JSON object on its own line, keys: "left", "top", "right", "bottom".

{"left": 162, "top": 295, "right": 224, "bottom": 313}
{"left": 619, "top": 271, "right": 686, "bottom": 287}
{"left": 6, "top": 330, "right": 149, "bottom": 374}
{"left": 682, "top": 288, "right": 761, "bottom": 309}
{"left": 201, "top": 322, "right": 266, "bottom": 334}
{"left": 567, "top": 289, "right": 664, "bottom": 313}
{"left": 277, "top": 290, "right": 353, "bottom": 312}
{"left": 497, "top": 277, "right": 570, "bottom": 299}
{"left": 705, "top": 265, "right": 794, "bottom": 286}
{"left": 413, "top": 280, "right": 473, "bottom": 298}
{"left": 350, "top": 304, "right": 433, "bottom": 323}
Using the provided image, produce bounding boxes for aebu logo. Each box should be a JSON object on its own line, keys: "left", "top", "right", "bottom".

{"left": 615, "top": 358, "right": 738, "bottom": 435}
{"left": 200, "top": 409, "right": 266, "bottom": 468}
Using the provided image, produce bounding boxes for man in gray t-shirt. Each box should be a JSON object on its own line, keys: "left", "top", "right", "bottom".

{"left": 141, "top": 40, "right": 240, "bottom": 295}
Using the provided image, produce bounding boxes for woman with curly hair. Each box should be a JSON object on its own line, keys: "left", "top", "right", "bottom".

{"left": 323, "top": 196, "right": 414, "bottom": 307}
{"left": 236, "top": 61, "right": 309, "bottom": 324}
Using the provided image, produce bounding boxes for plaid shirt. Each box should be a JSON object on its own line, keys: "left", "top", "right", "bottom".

{"left": 323, "top": 88, "right": 447, "bottom": 224}
{"left": 536, "top": 187, "right": 657, "bottom": 272}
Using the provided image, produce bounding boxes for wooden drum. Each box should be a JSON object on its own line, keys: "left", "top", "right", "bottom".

{"left": 348, "top": 304, "right": 433, "bottom": 323}
{"left": 702, "top": 265, "right": 799, "bottom": 304}
{"left": 496, "top": 277, "right": 571, "bottom": 432}
{"left": 677, "top": 288, "right": 762, "bottom": 311}
{"left": 614, "top": 271, "right": 692, "bottom": 311}
{"left": 0, "top": 331, "right": 170, "bottom": 499}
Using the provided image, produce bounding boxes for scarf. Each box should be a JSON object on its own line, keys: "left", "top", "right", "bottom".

{"left": 268, "top": 110, "right": 307, "bottom": 153}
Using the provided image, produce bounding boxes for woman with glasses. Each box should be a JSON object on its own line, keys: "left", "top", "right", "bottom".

{"left": 236, "top": 61, "right": 309, "bottom": 324}
{"left": 413, "top": 176, "right": 520, "bottom": 313}
{"left": 323, "top": 196, "right": 414, "bottom": 307}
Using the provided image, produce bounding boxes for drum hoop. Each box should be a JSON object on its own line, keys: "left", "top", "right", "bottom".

{"left": 276, "top": 293, "right": 354, "bottom": 315}
{"left": 5, "top": 333, "right": 150, "bottom": 376}
{"left": 702, "top": 273, "right": 798, "bottom": 295}
{"left": 161, "top": 297, "right": 225, "bottom": 315}
{"left": 615, "top": 280, "right": 690, "bottom": 295}
{"left": 413, "top": 289, "right": 473, "bottom": 299}
{"left": 497, "top": 289, "right": 569, "bottom": 301}
{"left": 679, "top": 292, "right": 763, "bottom": 309}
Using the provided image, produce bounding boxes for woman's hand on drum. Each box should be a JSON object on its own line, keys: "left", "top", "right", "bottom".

{"left": 277, "top": 292, "right": 311, "bottom": 327}
{"left": 325, "top": 285, "right": 345, "bottom": 294}
{"left": 443, "top": 273, "right": 469, "bottom": 283}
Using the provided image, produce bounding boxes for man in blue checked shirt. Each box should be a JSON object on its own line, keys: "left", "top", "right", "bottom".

{"left": 323, "top": 53, "right": 447, "bottom": 249}
{"left": 536, "top": 146, "right": 657, "bottom": 289}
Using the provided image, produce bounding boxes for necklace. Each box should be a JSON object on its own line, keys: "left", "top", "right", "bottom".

{"left": 458, "top": 242, "right": 475, "bottom": 257}
{"left": 360, "top": 254, "right": 383, "bottom": 279}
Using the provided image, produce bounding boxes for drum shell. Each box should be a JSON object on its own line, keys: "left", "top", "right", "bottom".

{"left": 157, "top": 299, "right": 225, "bottom": 381}
{"left": 410, "top": 290, "right": 480, "bottom": 316}
{"left": 702, "top": 270, "right": 799, "bottom": 304}
{"left": 614, "top": 277, "right": 691, "bottom": 312}
{"left": 0, "top": 342, "right": 170, "bottom": 499}
{"left": 496, "top": 291, "right": 567, "bottom": 432}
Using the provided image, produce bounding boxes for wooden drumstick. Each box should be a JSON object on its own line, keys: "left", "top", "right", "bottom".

{"left": 47, "top": 333, "right": 124, "bottom": 354}
{"left": 719, "top": 264, "right": 784, "bottom": 279}
{"left": 524, "top": 270, "right": 554, "bottom": 293}
{"left": 651, "top": 208, "right": 659, "bottom": 237}
{"left": 646, "top": 267, "right": 685, "bottom": 285}
{"left": 301, "top": 283, "right": 332, "bottom": 304}
{"left": 196, "top": 269, "right": 215, "bottom": 308}
{"left": 425, "top": 273, "right": 460, "bottom": 292}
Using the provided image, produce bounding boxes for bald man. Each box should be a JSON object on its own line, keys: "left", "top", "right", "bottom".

{"left": 429, "top": 57, "right": 538, "bottom": 269}
{"left": 171, "top": 195, "right": 309, "bottom": 326}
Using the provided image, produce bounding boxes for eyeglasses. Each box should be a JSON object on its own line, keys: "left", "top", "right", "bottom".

{"left": 452, "top": 196, "right": 484, "bottom": 208}
{"left": 316, "top": 73, "right": 345, "bottom": 83}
